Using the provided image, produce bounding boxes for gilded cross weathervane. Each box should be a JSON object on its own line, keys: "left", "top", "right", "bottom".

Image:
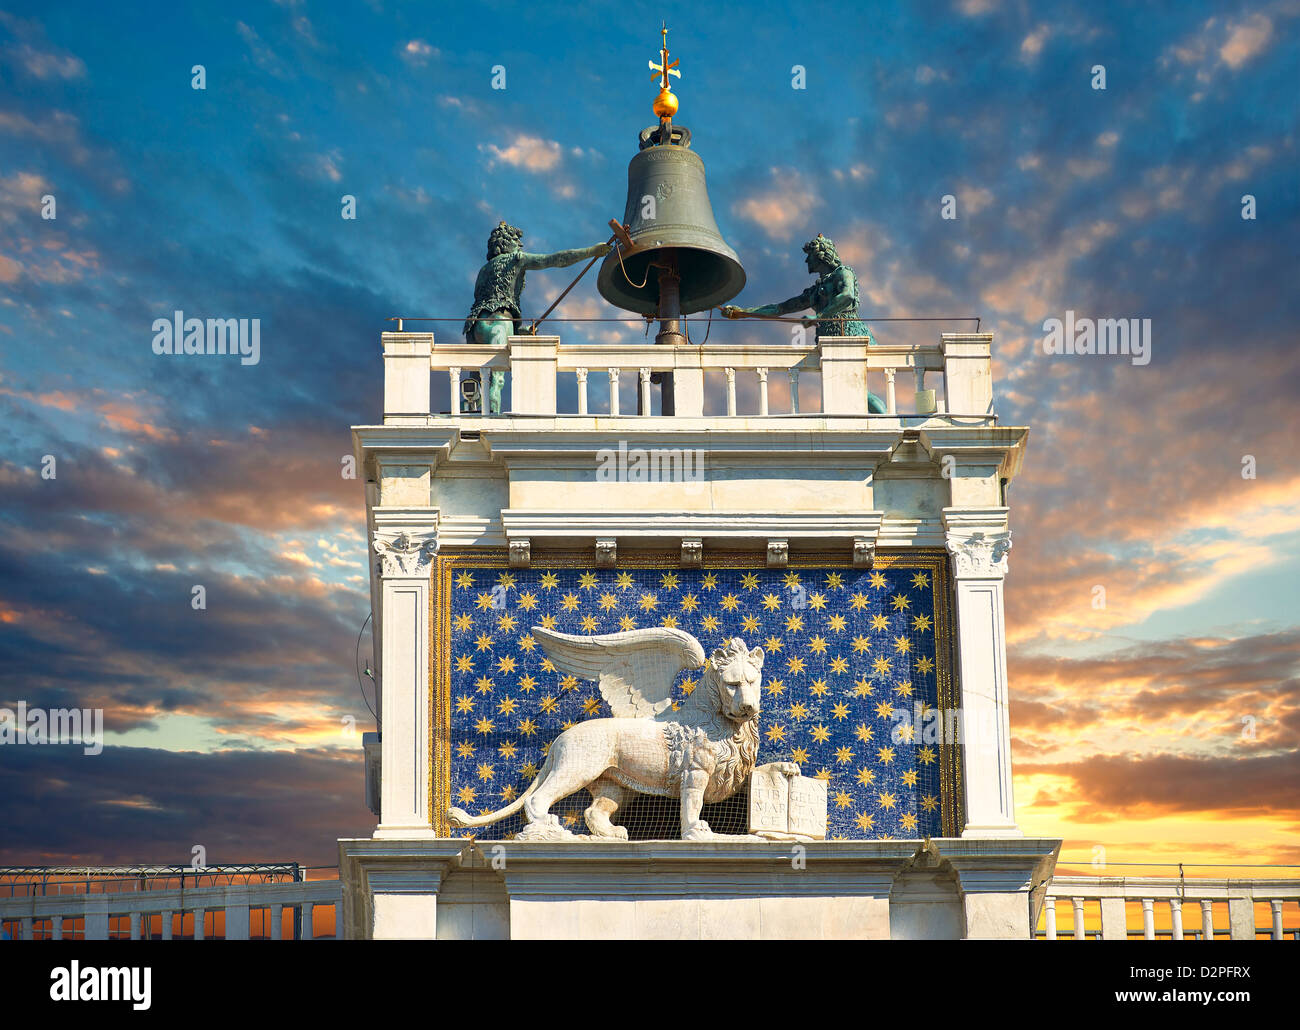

{"left": 649, "top": 22, "right": 681, "bottom": 120}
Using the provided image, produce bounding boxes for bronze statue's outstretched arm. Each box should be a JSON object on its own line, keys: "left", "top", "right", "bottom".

{"left": 722, "top": 285, "right": 815, "bottom": 319}
{"left": 520, "top": 242, "right": 611, "bottom": 271}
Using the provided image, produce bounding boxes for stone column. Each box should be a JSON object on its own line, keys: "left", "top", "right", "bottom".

{"left": 372, "top": 517, "right": 439, "bottom": 838}
{"left": 943, "top": 507, "right": 1020, "bottom": 838}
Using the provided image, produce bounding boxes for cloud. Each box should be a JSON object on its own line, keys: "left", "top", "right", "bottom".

{"left": 401, "top": 39, "right": 438, "bottom": 64}
{"left": 1219, "top": 14, "right": 1273, "bottom": 68}
{"left": 480, "top": 134, "right": 564, "bottom": 173}
{"left": 733, "top": 169, "right": 820, "bottom": 242}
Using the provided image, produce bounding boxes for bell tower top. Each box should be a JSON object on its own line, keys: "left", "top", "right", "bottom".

{"left": 648, "top": 22, "right": 681, "bottom": 124}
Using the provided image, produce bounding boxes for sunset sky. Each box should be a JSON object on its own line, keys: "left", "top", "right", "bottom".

{"left": 0, "top": 0, "right": 1296, "bottom": 873}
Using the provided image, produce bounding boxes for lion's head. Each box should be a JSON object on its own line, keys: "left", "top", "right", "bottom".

{"left": 706, "top": 637, "right": 764, "bottom": 723}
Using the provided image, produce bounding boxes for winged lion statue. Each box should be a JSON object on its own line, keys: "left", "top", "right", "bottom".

{"left": 448, "top": 625, "right": 790, "bottom": 840}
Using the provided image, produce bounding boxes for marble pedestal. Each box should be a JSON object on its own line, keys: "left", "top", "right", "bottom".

{"left": 339, "top": 837, "right": 1059, "bottom": 940}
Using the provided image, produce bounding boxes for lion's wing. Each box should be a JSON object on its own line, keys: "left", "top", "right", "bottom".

{"left": 531, "top": 625, "right": 705, "bottom": 718}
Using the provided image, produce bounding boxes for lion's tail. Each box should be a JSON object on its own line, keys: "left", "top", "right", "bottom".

{"left": 447, "top": 756, "right": 547, "bottom": 828}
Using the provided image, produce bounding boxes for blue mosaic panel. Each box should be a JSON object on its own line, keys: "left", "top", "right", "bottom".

{"left": 435, "top": 557, "right": 951, "bottom": 840}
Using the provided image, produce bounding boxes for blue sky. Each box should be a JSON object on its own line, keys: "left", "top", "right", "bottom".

{"left": 0, "top": 0, "right": 1297, "bottom": 867}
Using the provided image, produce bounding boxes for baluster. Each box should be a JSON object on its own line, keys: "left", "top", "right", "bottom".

{"left": 1071, "top": 897, "right": 1085, "bottom": 940}
{"left": 129, "top": 911, "right": 142, "bottom": 940}
{"left": 757, "top": 368, "right": 769, "bottom": 415}
{"left": 1170, "top": 899, "right": 1183, "bottom": 940}
{"left": 272, "top": 903, "right": 284, "bottom": 940}
{"left": 1200, "top": 899, "right": 1214, "bottom": 940}
{"left": 608, "top": 368, "right": 620, "bottom": 416}
{"left": 884, "top": 368, "right": 897, "bottom": 415}
{"left": 301, "top": 902, "right": 315, "bottom": 940}
{"left": 1141, "top": 899, "right": 1155, "bottom": 940}
{"left": 576, "top": 368, "right": 588, "bottom": 415}
{"left": 161, "top": 910, "right": 173, "bottom": 940}
{"left": 639, "top": 367, "right": 652, "bottom": 415}
{"left": 447, "top": 366, "right": 460, "bottom": 414}
{"left": 19, "top": 916, "right": 32, "bottom": 941}
{"left": 194, "top": 908, "right": 205, "bottom": 941}
{"left": 788, "top": 369, "right": 800, "bottom": 414}
{"left": 1044, "top": 899, "right": 1057, "bottom": 940}
{"left": 725, "top": 367, "right": 736, "bottom": 415}
{"left": 1271, "top": 899, "right": 1284, "bottom": 940}
{"left": 52, "top": 914, "right": 64, "bottom": 941}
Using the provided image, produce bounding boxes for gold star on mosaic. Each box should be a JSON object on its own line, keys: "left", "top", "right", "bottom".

{"left": 456, "top": 740, "right": 475, "bottom": 757}
{"left": 854, "top": 723, "right": 873, "bottom": 743}
{"left": 578, "top": 571, "right": 598, "bottom": 590}
{"left": 791, "top": 746, "right": 810, "bottom": 763}
{"left": 766, "top": 724, "right": 787, "bottom": 743}
{"left": 851, "top": 635, "right": 871, "bottom": 654}
{"left": 517, "top": 592, "right": 538, "bottom": 610}
{"left": 890, "top": 593, "right": 911, "bottom": 611}
{"left": 539, "top": 572, "right": 559, "bottom": 590}
{"left": 915, "top": 655, "right": 934, "bottom": 675}
{"left": 638, "top": 592, "right": 659, "bottom": 611}
{"left": 855, "top": 811, "right": 874, "bottom": 831}
{"left": 874, "top": 699, "right": 894, "bottom": 719}
{"left": 737, "top": 572, "right": 758, "bottom": 590}
{"left": 828, "top": 614, "right": 846, "bottom": 632}
{"left": 517, "top": 634, "right": 536, "bottom": 652}
{"left": 457, "top": 785, "right": 477, "bottom": 805}
{"left": 499, "top": 740, "right": 517, "bottom": 759}
{"left": 498, "top": 612, "right": 518, "bottom": 632}
{"left": 832, "top": 701, "right": 850, "bottom": 720}
{"left": 720, "top": 593, "right": 740, "bottom": 611}
{"left": 853, "top": 678, "right": 874, "bottom": 697}
{"left": 474, "top": 716, "right": 494, "bottom": 734}
{"left": 786, "top": 655, "right": 806, "bottom": 675}
{"left": 912, "top": 613, "right": 932, "bottom": 632}
{"left": 835, "top": 791, "right": 853, "bottom": 809}
{"left": 475, "top": 675, "right": 493, "bottom": 694}
{"left": 809, "top": 677, "right": 829, "bottom": 696}
{"left": 540, "top": 614, "right": 557, "bottom": 630}
{"left": 789, "top": 701, "right": 809, "bottom": 721}
{"left": 814, "top": 768, "right": 832, "bottom": 781}
{"left": 661, "top": 614, "right": 679, "bottom": 628}
{"left": 785, "top": 613, "right": 804, "bottom": 632}
{"left": 783, "top": 571, "right": 801, "bottom": 588}
{"left": 455, "top": 695, "right": 475, "bottom": 713}
{"left": 496, "top": 572, "right": 516, "bottom": 588}
{"left": 877, "top": 791, "right": 897, "bottom": 810}
{"left": 825, "top": 572, "right": 844, "bottom": 589}
{"left": 764, "top": 635, "right": 783, "bottom": 652}
{"left": 829, "top": 656, "right": 849, "bottom": 674}
{"left": 456, "top": 654, "right": 474, "bottom": 672}
{"left": 453, "top": 613, "right": 473, "bottom": 631}
{"left": 681, "top": 593, "right": 700, "bottom": 612}
{"left": 834, "top": 745, "right": 854, "bottom": 764}
{"left": 917, "top": 746, "right": 937, "bottom": 765}
{"left": 811, "top": 723, "right": 830, "bottom": 743}
{"left": 660, "top": 572, "right": 679, "bottom": 589}
{"left": 496, "top": 655, "right": 516, "bottom": 674}
{"left": 896, "top": 723, "right": 915, "bottom": 743}
{"left": 474, "top": 591, "right": 494, "bottom": 611}
{"left": 807, "top": 592, "right": 826, "bottom": 611}
{"left": 680, "top": 675, "right": 698, "bottom": 695}
{"left": 850, "top": 592, "right": 870, "bottom": 611}
{"left": 741, "top": 614, "right": 760, "bottom": 633}
{"left": 910, "top": 571, "right": 929, "bottom": 589}
{"left": 538, "top": 696, "right": 558, "bottom": 714}
{"left": 856, "top": 767, "right": 875, "bottom": 787}
{"left": 893, "top": 635, "right": 911, "bottom": 654}
{"left": 872, "top": 656, "right": 893, "bottom": 676}
{"left": 700, "top": 572, "right": 718, "bottom": 590}
{"left": 902, "top": 769, "right": 918, "bottom": 787}
{"left": 877, "top": 746, "right": 895, "bottom": 765}
{"left": 808, "top": 635, "right": 827, "bottom": 653}
{"left": 871, "top": 613, "right": 889, "bottom": 631}
{"left": 580, "top": 614, "right": 599, "bottom": 632}
{"left": 761, "top": 592, "right": 781, "bottom": 611}
{"left": 519, "top": 718, "right": 538, "bottom": 737}
{"left": 582, "top": 697, "right": 602, "bottom": 715}
{"left": 921, "top": 794, "right": 939, "bottom": 812}
{"left": 497, "top": 696, "right": 518, "bottom": 716}
{"left": 618, "top": 614, "right": 637, "bottom": 630}
{"left": 560, "top": 592, "right": 580, "bottom": 611}
{"left": 869, "top": 571, "right": 887, "bottom": 589}
{"left": 894, "top": 681, "right": 914, "bottom": 698}
{"left": 765, "top": 678, "right": 785, "bottom": 696}
{"left": 615, "top": 571, "right": 633, "bottom": 589}
{"left": 455, "top": 572, "right": 475, "bottom": 589}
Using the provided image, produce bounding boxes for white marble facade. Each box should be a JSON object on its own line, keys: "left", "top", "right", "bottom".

{"left": 343, "top": 330, "right": 1056, "bottom": 938}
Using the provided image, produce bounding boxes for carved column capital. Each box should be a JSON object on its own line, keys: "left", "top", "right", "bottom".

{"left": 942, "top": 507, "right": 1012, "bottom": 579}
{"left": 945, "top": 528, "right": 1012, "bottom": 578}
{"left": 373, "top": 528, "right": 438, "bottom": 578}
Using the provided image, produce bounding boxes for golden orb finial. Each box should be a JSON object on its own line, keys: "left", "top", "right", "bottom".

{"left": 648, "top": 22, "right": 681, "bottom": 122}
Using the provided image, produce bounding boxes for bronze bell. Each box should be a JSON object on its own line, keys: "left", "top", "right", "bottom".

{"left": 597, "top": 125, "right": 746, "bottom": 324}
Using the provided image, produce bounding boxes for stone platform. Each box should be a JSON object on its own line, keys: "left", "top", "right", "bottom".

{"left": 339, "top": 837, "right": 1060, "bottom": 940}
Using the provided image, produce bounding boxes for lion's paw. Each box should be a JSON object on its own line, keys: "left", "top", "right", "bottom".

{"left": 775, "top": 762, "right": 802, "bottom": 777}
